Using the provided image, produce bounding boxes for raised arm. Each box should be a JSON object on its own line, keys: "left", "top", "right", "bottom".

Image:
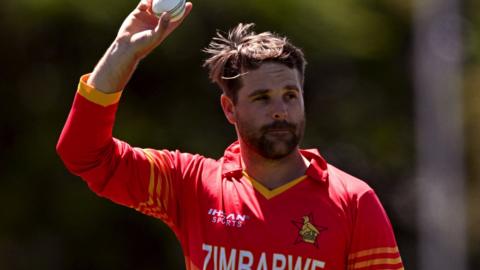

{"left": 56, "top": 0, "right": 194, "bottom": 230}
{"left": 88, "top": 0, "right": 193, "bottom": 93}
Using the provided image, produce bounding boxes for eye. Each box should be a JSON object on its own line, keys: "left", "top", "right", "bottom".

{"left": 285, "top": 91, "right": 298, "bottom": 100}
{"left": 253, "top": 95, "right": 269, "bottom": 102}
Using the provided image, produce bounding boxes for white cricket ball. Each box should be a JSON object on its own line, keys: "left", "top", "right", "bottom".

{"left": 152, "top": 0, "right": 186, "bottom": 22}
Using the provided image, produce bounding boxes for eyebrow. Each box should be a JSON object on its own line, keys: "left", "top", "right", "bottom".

{"left": 248, "top": 85, "right": 301, "bottom": 98}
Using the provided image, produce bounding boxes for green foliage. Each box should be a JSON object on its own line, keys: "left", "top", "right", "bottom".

{"left": 0, "top": 0, "right": 478, "bottom": 269}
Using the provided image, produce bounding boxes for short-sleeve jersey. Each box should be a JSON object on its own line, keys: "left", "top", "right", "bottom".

{"left": 57, "top": 75, "right": 404, "bottom": 270}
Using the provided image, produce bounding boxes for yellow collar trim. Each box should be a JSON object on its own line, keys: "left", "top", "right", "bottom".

{"left": 242, "top": 171, "right": 307, "bottom": 200}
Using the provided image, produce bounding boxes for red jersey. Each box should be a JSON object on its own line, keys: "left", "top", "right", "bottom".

{"left": 57, "top": 75, "right": 404, "bottom": 270}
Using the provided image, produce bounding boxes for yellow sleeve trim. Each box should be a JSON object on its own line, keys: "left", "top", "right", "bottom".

{"left": 348, "top": 246, "right": 399, "bottom": 260}
{"left": 142, "top": 149, "right": 157, "bottom": 206}
{"left": 134, "top": 149, "right": 173, "bottom": 217}
{"left": 348, "top": 247, "right": 403, "bottom": 270}
{"left": 77, "top": 74, "right": 122, "bottom": 107}
{"left": 348, "top": 257, "right": 403, "bottom": 269}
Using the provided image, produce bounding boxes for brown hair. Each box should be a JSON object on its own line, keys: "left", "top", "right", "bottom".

{"left": 203, "top": 23, "right": 307, "bottom": 103}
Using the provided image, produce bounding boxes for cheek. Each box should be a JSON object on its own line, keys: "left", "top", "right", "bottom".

{"left": 236, "top": 110, "right": 264, "bottom": 131}
{"left": 289, "top": 103, "right": 305, "bottom": 118}
{"left": 237, "top": 111, "right": 256, "bottom": 126}
{"left": 236, "top": 104, "right": 264, "bottom": 121}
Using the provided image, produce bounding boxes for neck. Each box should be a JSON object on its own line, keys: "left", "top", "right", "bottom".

{"left": 240, "top": 141, "right": 309, "bottom": 190}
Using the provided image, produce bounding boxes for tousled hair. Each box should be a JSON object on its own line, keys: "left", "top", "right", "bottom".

{"left": 203, "top": 23, "right": 306, "bottom": 103}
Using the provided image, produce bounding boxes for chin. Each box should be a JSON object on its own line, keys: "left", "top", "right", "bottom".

{"left": 259, "top": 143, "right": 297, "bottom": 160}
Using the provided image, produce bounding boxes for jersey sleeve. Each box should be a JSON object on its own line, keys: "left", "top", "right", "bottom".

{"left": 347, "top": 190, "right": 404, "bottom": 270}
{"left": 56, "top": 74, "right": 203, "bottom": 233}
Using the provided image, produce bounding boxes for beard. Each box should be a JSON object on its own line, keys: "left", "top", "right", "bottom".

{"left": 237, "top": 117, "right": 305, "bottom": 160}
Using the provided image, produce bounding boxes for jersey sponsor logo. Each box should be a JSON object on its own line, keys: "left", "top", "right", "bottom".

{"left": 292, "top": 214, "right": 327, "bottom": 248}
{"left": 208, "top": 208, "right": 250, "bottom": 228}
{"left": 202, "top": 243, "right": 326, "bottom": 270}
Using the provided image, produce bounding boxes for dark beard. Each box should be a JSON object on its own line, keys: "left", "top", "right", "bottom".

{"left": 239, "top": 119, "right": 305, "bottom": 160}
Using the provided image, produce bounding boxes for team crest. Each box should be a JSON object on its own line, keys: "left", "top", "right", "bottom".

{"left": 292, "top": 213, "right": 327, "bottom": 248}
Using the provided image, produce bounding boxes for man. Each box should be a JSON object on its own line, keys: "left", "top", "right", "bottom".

{"left": 57, "top": 1, "right": 404, "bottom": 269}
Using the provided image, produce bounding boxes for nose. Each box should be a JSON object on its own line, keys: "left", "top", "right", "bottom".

{"left": 271, "top": 102, "right": 288, "bottom": 120}
{"left": 273, "top": 111, "right": 287, "bottom": 120}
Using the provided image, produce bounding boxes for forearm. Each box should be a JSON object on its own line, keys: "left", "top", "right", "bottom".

{"left": 58, "top": 37, "right": 138, "bottom": 163}
{"left": 88, "top": 37, "right": 139, "bottom": 94}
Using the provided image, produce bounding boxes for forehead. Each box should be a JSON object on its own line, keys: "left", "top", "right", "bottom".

{"left": 239, "top": 62, "right": 302, "bottom": 95}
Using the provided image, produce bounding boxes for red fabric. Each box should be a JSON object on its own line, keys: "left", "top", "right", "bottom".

{"left": 57, "top": 91, "right": 403, "bottom": 270}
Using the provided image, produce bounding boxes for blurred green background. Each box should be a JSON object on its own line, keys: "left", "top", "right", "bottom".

{"left": 0, "top": 0, "right": 478, "bottom": 269}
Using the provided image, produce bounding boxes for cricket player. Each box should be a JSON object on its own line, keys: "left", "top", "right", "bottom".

{"left": 57, "top": 1, "right": 404, "bottom": 269}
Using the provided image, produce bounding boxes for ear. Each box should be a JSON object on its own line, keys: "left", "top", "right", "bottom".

{"left": 220, "top": 94, "right": 236, "bottom": 125}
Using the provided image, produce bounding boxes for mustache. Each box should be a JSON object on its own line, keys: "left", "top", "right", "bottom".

{"left": 261, "top": 121, "right": 297, "bottom": 133}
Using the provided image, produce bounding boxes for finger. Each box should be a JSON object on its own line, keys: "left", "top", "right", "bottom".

{"left": 151, "top": 2, "right": 191, "bottom": 42}
{"left": 153, "top": 12, "right": 171, "bottom": 38}
{"left": 137, "top": 0, "right": 149, "bottom": 10}
{"left": 182, "top": 2, "right": 193, "bottom": 20}
{"left": 145, "top": 0, "right": 153, "bottom": 14}
{"left": 138, "top": 0, "right": 156, "bottom": 16}
{"left": 168, "top": 2, "right": 193, "bottom": 27}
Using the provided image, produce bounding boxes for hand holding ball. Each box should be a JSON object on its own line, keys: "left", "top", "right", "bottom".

{"left": 152, "top": 0, "right": 186, "bottom": 22}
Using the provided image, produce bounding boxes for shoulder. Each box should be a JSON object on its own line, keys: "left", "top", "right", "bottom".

{"left": 325, "top": 164, "right": 391, "bottom": 229}
{"left": 141, "top": 148, "right": 219, "bottom": 177}
{"left": 326, "top": 164, "right": 374, "bottom": 203}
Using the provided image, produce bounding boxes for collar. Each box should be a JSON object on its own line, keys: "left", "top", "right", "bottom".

{"left": 220, "top": 141, "right": 329, "bottom": 184}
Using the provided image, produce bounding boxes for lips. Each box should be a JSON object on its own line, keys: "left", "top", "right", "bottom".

{"left": 261, "top": 121, "right": 296, "bottom": 135}
{"left": 266, "top": 129, "right": 291, "bottom": 134}
{"left": 264, "top": 128, "right": 295, "bottom": 138}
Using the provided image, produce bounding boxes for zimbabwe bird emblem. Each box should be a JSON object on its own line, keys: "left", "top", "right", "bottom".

{"left": 292, "top": 213, "right": 327, "bottom": 248}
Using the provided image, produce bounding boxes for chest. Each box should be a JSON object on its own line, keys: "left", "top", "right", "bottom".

{"left": 184, "top": 177, "right": 351, "bottom": 269}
